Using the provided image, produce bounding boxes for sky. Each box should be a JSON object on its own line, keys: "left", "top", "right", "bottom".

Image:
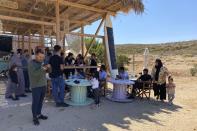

{"left": 84, "top": 0, "right": 197, "bottom": 44}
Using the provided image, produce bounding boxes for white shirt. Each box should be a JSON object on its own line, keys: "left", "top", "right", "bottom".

{"left": 91, "top": 78, "right": 99, "bottom": 89}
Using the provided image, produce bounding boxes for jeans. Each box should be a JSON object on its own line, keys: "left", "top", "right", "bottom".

{"left": 23, "top": 70, "right": 30, "bottom": 91}
{"left": 93, "top": 88, "right": 100, "bottom": 105}
{"left": 32, "top": 86, "right": 46, "bottom": 118}
{"left": 51, "top": 76, "right": 65, "bottom": 103}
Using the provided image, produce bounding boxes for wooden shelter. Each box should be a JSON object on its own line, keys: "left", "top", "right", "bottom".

{"left": 0, "top": 0, "right": 144, "bottom": 65}
{"left": 0, "top": 0, "right": 144, "bottom": 50}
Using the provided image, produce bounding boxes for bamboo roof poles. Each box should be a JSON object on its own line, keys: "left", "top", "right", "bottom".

{"left": 0, "top": 0, "right": 144, "bottom": 76}
{"left": 0, "top": 0, "right": 144, "bottom": 36}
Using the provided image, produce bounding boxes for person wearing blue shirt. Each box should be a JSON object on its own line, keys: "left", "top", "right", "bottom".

{"left": 99, "top": 65, "right": 107, "bottom": 81}
{"left": 118, "top": 66, "right": 129, "bottom": 80}
{"left": 99, "top": 65, "right": 107, "bottom": 96}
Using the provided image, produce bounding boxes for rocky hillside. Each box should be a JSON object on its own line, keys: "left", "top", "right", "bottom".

{"left": 116, "top": 40, "right": 197, "bottom": 56}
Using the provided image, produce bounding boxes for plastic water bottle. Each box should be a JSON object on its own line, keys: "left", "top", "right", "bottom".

{"left": 69, "top": 72, "right": 73, "bottom": 79}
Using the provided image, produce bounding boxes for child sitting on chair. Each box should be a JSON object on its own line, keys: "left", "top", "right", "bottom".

{"left": 166, "top": 76, "right": 176, "bottom": 105}
{"left": 90, "top": 71, "right": 100, "bottom": 107}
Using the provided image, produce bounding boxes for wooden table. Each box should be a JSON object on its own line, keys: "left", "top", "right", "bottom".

{"left": 64, "top": 66, "right": 99, "bottom": 69}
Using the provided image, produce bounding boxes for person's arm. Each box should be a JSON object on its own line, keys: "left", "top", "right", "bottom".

{"left": 137, "top": 75, "right": 143, "bottom": 82}
{"left": 60, "top": 57, "right": 64, "bottom": 71}
{"left": 151, "top": 67, "right": 156, "bottom": 82}
{"left": 28, "top": 62, "right": 45, "bottom": 78}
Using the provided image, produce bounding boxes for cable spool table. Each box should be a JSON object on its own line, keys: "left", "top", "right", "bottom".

{"left": 107, "top": 79, "right": 135, "bottom": 103}
{"left": 65, "top": 79, "right": 94, "bottom": 106}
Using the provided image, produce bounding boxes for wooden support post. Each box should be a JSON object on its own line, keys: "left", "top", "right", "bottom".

{"left": 84, "top": 17, "right": 105, "bottom": 57}
{"left": 28, "top": 31, "right": 31, "bottom": 55}
{"left": 50, "top": 37, "right": 53, "bottom": 48}
{"left": 17, "top": 35, "right": 20, "bottom": 49}
{"left": 63, "top": 16, "right": 69, "bottom": 51}
{"left": 41, "top": 24, "right": 45, "bottom": 46}
{"left": 22, "top": 35, "right": 24, "bottom": 51}
{"left": 63, "top": 35, "right": 65, "bottom": 51}
{"left": 56, "top": 0, "right": 60, "bottom": 45}
{"left": 81, "top": 26, "right": 85, "bottom": 56}
{"left": 133, "top": 53, "right": 135, "bottom": 76}
{"left": 103, "top": 36, "right": 110, "bottom": 73}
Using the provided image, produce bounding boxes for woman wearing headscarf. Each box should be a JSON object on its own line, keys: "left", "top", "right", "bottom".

{"left": 151, "top": 59, "right": 170, "bottom": 101}
{"left": 5, "top": 49, "right": 27, "bottom": 98}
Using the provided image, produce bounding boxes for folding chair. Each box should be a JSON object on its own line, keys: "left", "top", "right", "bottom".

{"left": 99, "top": 80, "right": 107, "bottom": 96}
{"left": 136, "top": 81, "right": 152, "bottom": 99}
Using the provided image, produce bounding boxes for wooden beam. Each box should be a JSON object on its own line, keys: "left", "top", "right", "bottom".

{"left": 29, "top": 0, "right": 38, "bottom": 13}
{"left": 28, "top": 31, "right": 31, "bottom": 55}
{"left": 17, "top": 35, "right": 20, "bottom": 49}
{"left": 69, "top": 1, "right": 122, "bottom": 31}
{"left": 84, "top": 17, "right": 105, "bottom": 57}
{"left": 81, "top": 26, "right": 84, "bottom": 56}
{"left": 56, "top": 0, "right": 60, "bottom": 45}
{"left": 59, "top": 0, "right": 116, "bottom": 15}
{"left": 69, "top": 32, "right": 104, "bottom": 38}
{"left": 0, "top": 15, "right": 55, "bottom": 26}
{"left": 0, "top": 8, "right": 86, "bottom": 24}
{"left": 22, "top": 35, "right": 24, "bottom": 50}
{"left": 41, "top": 24, "right": 45, "bottom": 46}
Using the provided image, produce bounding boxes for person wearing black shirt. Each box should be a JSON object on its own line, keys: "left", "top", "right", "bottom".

{"left": 49, "top": 45, "right": 69, "bottom": 107}
{"left": 90, "top": 53, "right": 97, "bottom": 74}
{"left": 64, "top": 52, "right": 75, "bottom": 79}
{"left": 8, "top": 65, "right": 19, "bottom": 101}
{"left": 75, "top": 54, "right": 85, "bottom": 77}
{"left": 130, "top": 68, "right": 152, "bottom": 98}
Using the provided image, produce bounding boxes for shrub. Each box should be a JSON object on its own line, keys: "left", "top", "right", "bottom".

{"left": 190, "top": 64, "right": 197, "bottom": 76}
{"left": 116, "top": 55, "right": 130, "bottom": 68}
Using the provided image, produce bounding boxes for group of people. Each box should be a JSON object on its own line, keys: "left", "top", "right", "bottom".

{"left": 127, "top": 59, "right": 176, "bottom": 105}
{"left": 5, "top": 45, "right": 108, "bottom": 126}
{"left": 6, "top": 49, "right": 31, "bottom": 101}
{"left": 5, "top": 45, "right": 176, "bottom": 126}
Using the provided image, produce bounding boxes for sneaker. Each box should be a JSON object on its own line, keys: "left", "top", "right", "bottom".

{"left": 25, "top": 90, "right": 32, "bottom": 93}
{"left": 20, "top": 94, "right": 27, "bottom": 97}
{"left": 60, "top": 102, "right": 69, "bottom": 107}
{"left": 128, "top": 95, "right": 135, "bottom": 99}
{"left": 38, "top": 114, "right": 48, "bottom": 120}
{"left": 33, "top": 118, "right": 40, "bottom": 126}
{"left": 96, "top": 104, "right": 100, "bottom": 108}
{"left": 56, "top": 103, "right": 62, "bottom": 107}
{"left": 11, "top": 96, "right": 19, "bottom": 101}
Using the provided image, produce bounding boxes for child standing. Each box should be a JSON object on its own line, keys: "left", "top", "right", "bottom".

{"left": 166, "top": 76, "right": 176, "bottom": 105}
{"left": 9, "top": 65, "right": 19, "bottom": 101}
{"left": 90, "top": 72, "right": 100, "bottom": 107}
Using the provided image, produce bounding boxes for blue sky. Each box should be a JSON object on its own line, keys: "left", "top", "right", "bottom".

{"left": 85, "top": 0, "right": 197, "bottom": 44}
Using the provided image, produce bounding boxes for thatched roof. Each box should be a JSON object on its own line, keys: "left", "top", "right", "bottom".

{"left": 0, "top": 0, "right": 144, "bottom": 36}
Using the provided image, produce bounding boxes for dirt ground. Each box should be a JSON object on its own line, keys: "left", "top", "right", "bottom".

{"left": 0, "top": 55, "right": 196, "bottom": 131}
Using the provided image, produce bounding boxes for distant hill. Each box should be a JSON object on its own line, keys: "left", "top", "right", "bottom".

{"left": 116, "top": 40, "right": 197, "bottom": 56}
